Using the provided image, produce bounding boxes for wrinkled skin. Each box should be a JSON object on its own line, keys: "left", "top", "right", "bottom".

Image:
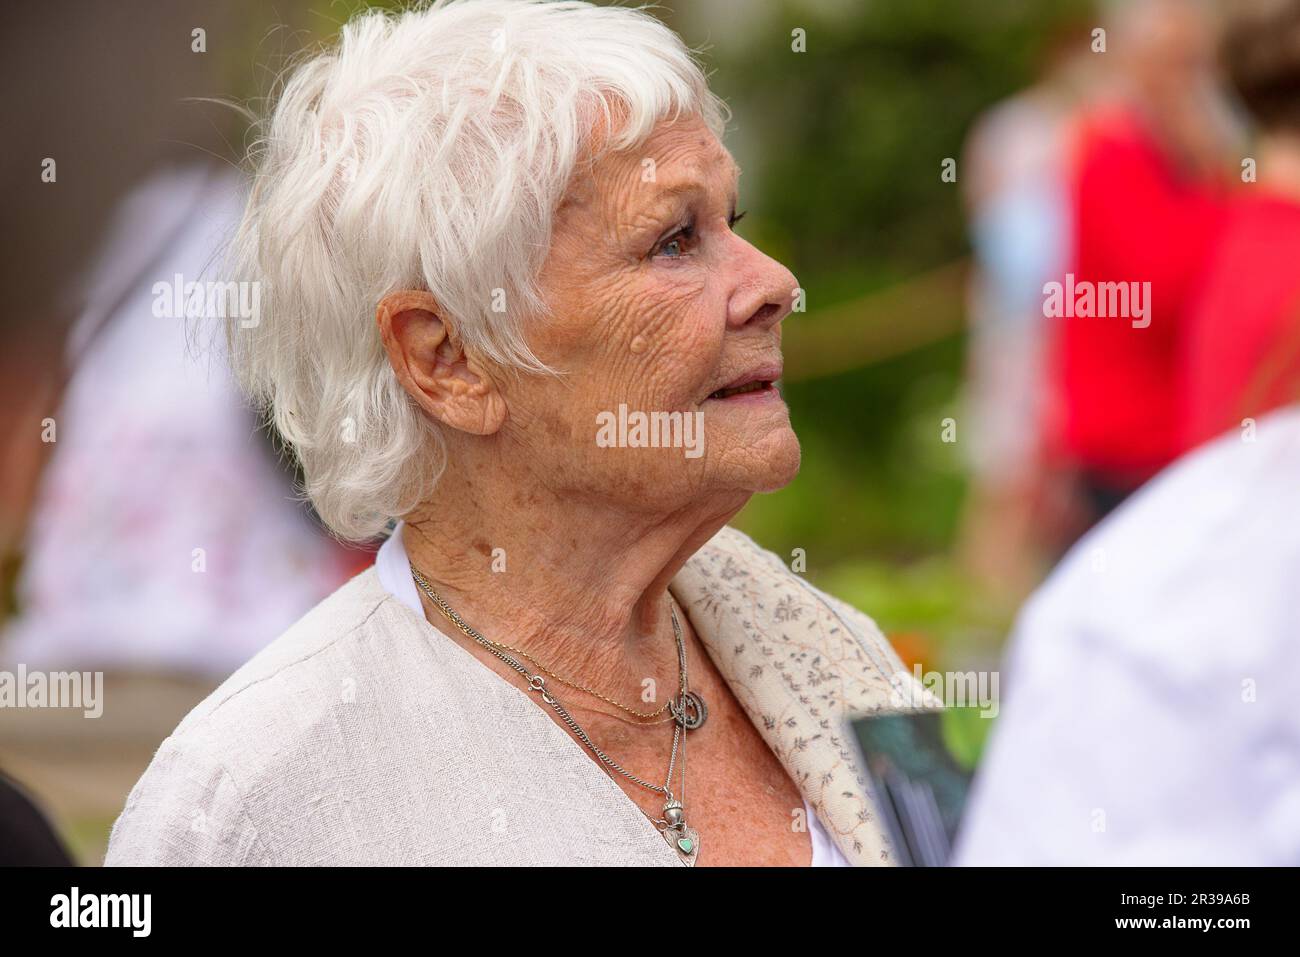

{"left": 520, "top": 114, "right": 801, "bottom": 507}
{"left": 378, "top": 113, "right": 812, "bottom": 865}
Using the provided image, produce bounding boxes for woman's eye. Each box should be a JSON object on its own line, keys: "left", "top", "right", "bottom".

{"left": 654, "top": 221, "right": 694, "bottom": 259}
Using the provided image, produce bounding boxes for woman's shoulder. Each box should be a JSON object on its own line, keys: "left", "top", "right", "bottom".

{"left": 169, "top": 567, "right": 403, "bottom": 735}
{"left": 104, "top": 567, "right": 451, "bottom": 865}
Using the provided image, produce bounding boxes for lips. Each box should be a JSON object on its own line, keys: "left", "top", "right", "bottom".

{"left": 705, "top": 363, "right": 783, "bottom": 401}
{"left": 710, "top": 380, "right": 770, "bottom": 399}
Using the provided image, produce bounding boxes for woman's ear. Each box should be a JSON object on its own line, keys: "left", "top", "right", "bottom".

{"left": 376, "top": 291, "right": 507, "bottom": 435}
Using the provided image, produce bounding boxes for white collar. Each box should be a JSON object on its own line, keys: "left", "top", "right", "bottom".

{"left": 374, "top": 521, "right": 423, "bottom": 616}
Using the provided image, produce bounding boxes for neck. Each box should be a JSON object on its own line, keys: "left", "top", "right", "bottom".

{"left": 401, "top": 464, "right": 745, "bottom": 706}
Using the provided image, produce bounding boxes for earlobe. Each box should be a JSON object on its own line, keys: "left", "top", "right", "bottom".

{"left": 376, "top": 291, "right": 507, "bottom": 436}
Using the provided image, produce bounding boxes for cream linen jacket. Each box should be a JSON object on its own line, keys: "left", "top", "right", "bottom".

{"left": 105, "top": 526, "right": 921, "bottom": 866}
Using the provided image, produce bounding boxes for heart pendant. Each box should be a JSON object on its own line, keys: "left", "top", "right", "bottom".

{"left": 664, "top": 824, "right": 700, "bottom": 866}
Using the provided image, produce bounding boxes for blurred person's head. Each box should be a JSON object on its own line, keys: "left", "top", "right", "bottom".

{"left": 225, "top": 0, "right": 801, "bottom": 543}
{"left": 1108, "top": 0, "right": 1218, "bottom": 105}
{"left": 1221, "top": 0, "right": 1300, "bottom": 417}
{"left": 1103, "top": 0, "right": 1236, "bottom": 172}
{"left": 1221, "top": 0, "right": 1300, "bottom": 138}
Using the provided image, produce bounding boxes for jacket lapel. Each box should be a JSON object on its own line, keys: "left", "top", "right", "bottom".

{"left": 671, "top": 526, "right": 928, "bottom": 866}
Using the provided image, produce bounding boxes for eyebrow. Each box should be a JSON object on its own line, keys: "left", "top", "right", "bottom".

{"left": 642, "top": 162, "right": 743, "bottom": 215}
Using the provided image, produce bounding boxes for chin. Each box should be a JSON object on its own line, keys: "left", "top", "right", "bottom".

{"left": 754, "top": 428, "right": 802, "bottom": 491}
{"left": 719, "top": 423, "right": 801, "bottom": 493}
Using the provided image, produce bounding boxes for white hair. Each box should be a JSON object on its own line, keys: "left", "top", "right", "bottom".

{"left": 225, "top": 0, "right": 729, "bottom": 541}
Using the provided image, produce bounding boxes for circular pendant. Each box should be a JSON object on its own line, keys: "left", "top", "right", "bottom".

{"left": 672, "top": 691, "right": 708, "bottom": 731}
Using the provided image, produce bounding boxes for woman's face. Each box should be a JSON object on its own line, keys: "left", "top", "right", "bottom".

{"left": 500, "top": 113, "right": 801, "bottom": 515}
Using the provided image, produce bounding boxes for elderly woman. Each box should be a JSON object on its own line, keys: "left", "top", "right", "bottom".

{"left": 106, "top": 0, "right": 915, "bottom": 867}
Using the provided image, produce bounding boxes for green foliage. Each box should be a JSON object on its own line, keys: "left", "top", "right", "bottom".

{"left": 695, "top": 0, "right": 1090, "bottom": 658}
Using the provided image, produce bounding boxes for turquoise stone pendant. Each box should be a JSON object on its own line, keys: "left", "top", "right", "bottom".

{"left": 662, "top": 798, "right": 699, "bottom": 866}
{"left": 664, "top": 824, "right": 699, "bottom": 866}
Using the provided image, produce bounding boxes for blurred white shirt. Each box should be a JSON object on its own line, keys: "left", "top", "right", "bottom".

{"left": 3, "top": 165, "right": 349, "bottom": 676}
{"left": 955, "top": 407, "right": 1300, "bottom": 865}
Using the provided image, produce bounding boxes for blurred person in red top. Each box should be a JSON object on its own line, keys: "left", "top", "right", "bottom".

{"left": 1180, "top": 0, "right": 1300, "bottom": 452}
{"left": 1047, "top": 0, "right": 1234, "bottom": 522}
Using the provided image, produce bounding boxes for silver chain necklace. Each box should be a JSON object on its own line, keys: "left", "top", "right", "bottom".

{"left": 409, "top": 564, "right": 704, "bottom": 865}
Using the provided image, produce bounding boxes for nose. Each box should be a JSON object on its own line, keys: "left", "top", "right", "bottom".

{"left": 726, "top": 240, "right": 799, "bottom": 331}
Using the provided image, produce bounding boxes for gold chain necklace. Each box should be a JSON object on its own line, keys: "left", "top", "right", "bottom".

{"left": 412, "top": 576, "right": 708, "bottom": 736}
{"left": 478, "top": 630, "right": 678, "bottom": 721}
{"left": 402, "top": 527, "right": 679, "bottom": 719}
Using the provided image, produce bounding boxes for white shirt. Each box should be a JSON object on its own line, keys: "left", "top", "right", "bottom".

{"left": 374, "top": 523, "right": 850, "bottom": 867}
{"left": 955, "top": 408, "right": 1300, "bottom": 865}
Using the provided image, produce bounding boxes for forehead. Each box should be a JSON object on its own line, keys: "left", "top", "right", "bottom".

{"left": 562, "top": 115, "right": 740, "bottom": 213}
{"left": 632, "top": 118, "right": 739, "bottom": 183}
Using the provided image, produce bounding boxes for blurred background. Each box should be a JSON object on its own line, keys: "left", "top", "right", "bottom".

{"left": 5, "top": 0, "right": 1295, "bottom": 863}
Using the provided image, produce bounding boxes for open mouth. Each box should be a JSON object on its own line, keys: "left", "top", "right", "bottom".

{"left": 708, "top": 380, "right": 775, "bottom": 400}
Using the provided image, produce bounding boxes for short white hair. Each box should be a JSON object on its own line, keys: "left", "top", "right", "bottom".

{"left": 226, "top": 0, "right": 729, "bottom": 541}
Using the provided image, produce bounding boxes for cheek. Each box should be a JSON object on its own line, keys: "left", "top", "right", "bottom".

{"left": 530, "top": 255, "right": 722, "bottom": 430}
{"left": 599, "top": 268, "right": 721, "bottom": 408}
